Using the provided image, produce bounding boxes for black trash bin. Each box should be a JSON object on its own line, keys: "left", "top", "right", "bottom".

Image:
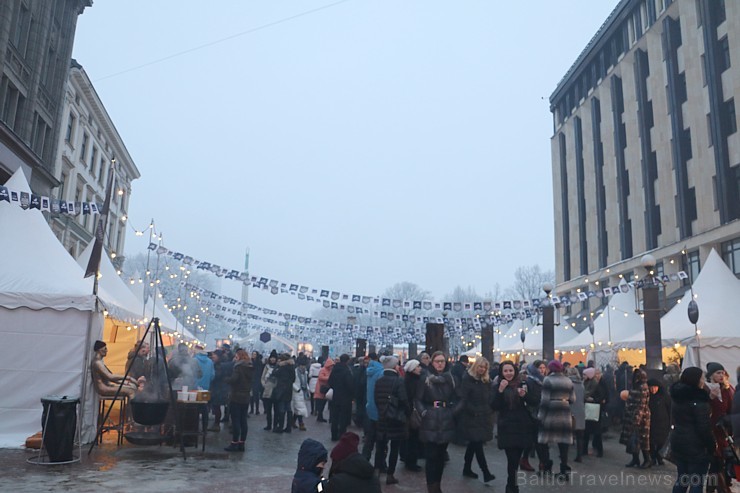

{"left": 41, "top": 395, "right": 79, "bottom": 463}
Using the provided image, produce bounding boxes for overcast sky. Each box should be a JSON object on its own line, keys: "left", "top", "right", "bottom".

{"left": 72, "top": 1, "right": 618, "bottom": 318}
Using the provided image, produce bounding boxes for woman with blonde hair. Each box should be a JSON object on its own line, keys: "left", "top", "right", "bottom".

{"left": 459, "top": 357, "right": 495, "bottom": 483}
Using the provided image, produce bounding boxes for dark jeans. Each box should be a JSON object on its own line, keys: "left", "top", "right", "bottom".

{"left": 331, "top": 402, "right": 352, "bottom": 439}
{"left": 274, "top": 399, "right": 290, "bottom": 430}
{"left": 672, "top": 460, "right": 709, "bottom": 493}
{"left": 249, "top": 393, "right": 260, "bottom": 413}
{"left": 315, "top": 398, "right": 327, "bottom": 420}
{"left": 583, "top": 420, "right": 603, "bottom": 455}
{"left": 262, "top": 398, "right": 275, "bottom": 428}
{"left": 230, "top": 401, "right": 248, "bottom": 442}
{"left": 465, "top": 440, "right": 490, "bottom": 473}
{"left": 425, "top": 442, "right": 448, "bottom": 484}
{"left": 362, "top": 418, "right": 378, "bottom": 460}
{"left": 504, "top": 447, "right": 524, "bottom": 487}
{"left": 376, "top": 439, "right": 401, "bottom": 474}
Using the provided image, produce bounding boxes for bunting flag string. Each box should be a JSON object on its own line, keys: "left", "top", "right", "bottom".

{"left": 0, "top": 185, "right": 101, "bottom": 215}
{"left": 149, "top": 241, "right": 688, "bottom": 315}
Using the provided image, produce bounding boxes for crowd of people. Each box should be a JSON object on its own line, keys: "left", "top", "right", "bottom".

{"left": 99, "top": 340, "right": 739, "bottom": 493}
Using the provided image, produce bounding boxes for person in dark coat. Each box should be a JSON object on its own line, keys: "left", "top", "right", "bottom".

{"left": 647, "top": 379, "right": 671, "bottom": 465}
{"left": 402, "top": 359, "right": 424, "bottom": 472}
{"left": 492, "top": 360, "right": 534, "bottom": 493}
{"left": 450, "top": 355, "right": 469, "bottom": 386}
{"left": 522, "top": 360, "right": 550, "bottom": 473}
{"left": 458, "top": 357, "right": 495, "bottom": 482}
{"left": 325, "top": 432, "right": 381, "bottom": 493}
{"left": 249, "top": 351, "right": 263, "bottom": 415}
{"left": 353, "top": 356, "right": 368, "bottom": 427}
{"left": 614, "top": 361, "right": 632, "bottom": 423}
{"left": 292, "top": 438, "right": 328, "bottom": 493}
{"left": 208, "top": 350, "right": 229, "bottom": 432}
{"left": 705, "top": 362, "right": 735, "bottom": 492}
{"left": 415, "top": 351, "right": 462, "bottom": 493}
{"left": 620, "top": 368, "right": 652, "bottom": 468}
{"left": 538, "top": 360, "right": 575, "bottom": 481}
{"left": 271, "top": 353, "right": 296, "bottom": 433}
{"left": 328, "top": 354, "right": 355, "bottom": 441}
{"left": 670, "top": 367, "right": 716, "bottom": 493}
{"left": 224, "top": 349, "right": 253, "bottom": 451}
{"left": 583, "top": 367, "right": 607, "bottom": 457}
{"left": 373, "top": 355, "right": 407, "bottom": 485}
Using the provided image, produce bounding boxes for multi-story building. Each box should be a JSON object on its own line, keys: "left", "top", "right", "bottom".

{"left": 0, "top": 0, "right": 91, "bottom": 195}
{"left": 51, "top": 61, "right": 140, "bottom": 264}
{"left": 550, "top": 0, "right": 740, "bottom": 315}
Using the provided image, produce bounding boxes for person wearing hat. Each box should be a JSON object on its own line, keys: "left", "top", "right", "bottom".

{"left": 373, "top": 355, "right": 407, "bottom": 485}
{"left": 620, "top": 368, "right": 652, "bottom": 469}
{"left": 537, "top": 359, "right": 575, "bottom": 481}
{"left": 325, "top": 432, "right": 381, "bottom": 492}
{"left": 90, "top": 340, "right": 138, "bottom": 399}
{"left": 261, "top": 350, "right": 279, "bottom": 431}
{"left": 582, "top": 367, "right": 607, "bottom": 458}
{"left": 272, "top": 353, "right": 296, "bottom": 433}
{"left": 647, "top": 379, "right": 671, "bottom": 465}
{"left": 292, "top": 438, "right": 329, "bottom": 493}
{"left": 705, "top": 362, "right": 735, "bottom": 491}
{"left": 670, "top": 367, "right": 716, "bottom": 493}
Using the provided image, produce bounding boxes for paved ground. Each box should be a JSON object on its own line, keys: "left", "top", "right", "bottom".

{"left": 0, "top": 415, "right": 716, "bottom": 493}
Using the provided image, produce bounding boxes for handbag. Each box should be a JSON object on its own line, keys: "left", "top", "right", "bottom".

{"left": 410, "top": 408, "right": 422, "bottom": 429}
{"left": 585, "top": 402, "right": 601, "bottom": 422}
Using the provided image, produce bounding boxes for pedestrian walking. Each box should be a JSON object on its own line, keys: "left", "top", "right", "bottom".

{"left": 261, "top": 350, "right": 279, "bottom": 431}
{"left": 224, "top": 349, "right": 253, "bottom": 452}
{"left": 620, "top": 368, "right": 652, "bottom": 468}
{"left": 458, "top": 357, "right": 495, "bottom": 483}
{"left": 538, "top": 360, "right": 575, "bottom": 481}
{"left": 582, "top": 367, "right": 606, "bottom": 457}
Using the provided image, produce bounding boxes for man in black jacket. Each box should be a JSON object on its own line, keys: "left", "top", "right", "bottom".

{"left": 328, "top": 354, "right": 355, "bottom": 441}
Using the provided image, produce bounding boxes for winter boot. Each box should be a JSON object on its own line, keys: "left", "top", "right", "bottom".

{"left": 477, "top": 454, "right": 495, "bottom": 482}
{"left": 386, "top": 473, "right": 399, "bottom": 485}
{"left": 224, "top": 441, "right": 240, "bottom": 452}
{"left": 574, "top": 435, "right": 584, "bottom": 462}
{"left": 625, "top": 454, "right": 640, "bottom": 468}
{"left": 426, "top": 483, "right": 441, "bottom": 493}
{"left": 237, "top": 441, "right": 245, "bottom": 451}
{"left": 505, "top": 485, "right": 520, "bottom": 493}
{"left": 639, "top": 450, "right": 653, "bottom": 469}
{"left": 555, "top": 463, "right": 571, "bottom": 481}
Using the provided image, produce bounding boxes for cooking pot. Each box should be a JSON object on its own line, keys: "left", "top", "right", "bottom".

{"left": 130, "top": 399, "right": 169, "bottom": 425}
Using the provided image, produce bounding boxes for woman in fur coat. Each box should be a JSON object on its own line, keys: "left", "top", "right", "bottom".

{"left": 538, "top": 360, "right": 575, "bottom": 480}
{"left": 619, "top": 368, "right": 652, "bottom": 468}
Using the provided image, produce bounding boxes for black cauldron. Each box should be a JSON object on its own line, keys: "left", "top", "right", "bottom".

{"left": 124, "top": 431, "right": 165, "bottom": 446}
{"left": 130, "top": 399, "right": 169, "bottom": 425}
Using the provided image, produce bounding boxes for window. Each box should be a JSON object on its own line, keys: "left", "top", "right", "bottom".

{"left": 10, "top": 2, "right": 32, "bottom": 58}
{"left": 65, "top": 114, "right": 76, "bottom": 143}
{"left": 80, "top": 133, "right": 89, "bottom": 163}
{"left": 0, "top": 76, "right": 26, "bottom": 132}
{"left": 98, "top": 157, "right": 106, "bottom": 185}
{"left": 683, "top": 250, "right": 701, "bottom": 286}
{"left": 724, "top": 99, "right": 737, "bottom": 135}
{"left": 722, "top": 238, "right": 740, "bottom": 276}
{"left": 31, "top": 113, "right": 51, "bottom": 161}
{"left": 718, "top": 37, "right": 731, "bottom": 72}
{"left": 58, "top": 171, "right": 68, "bottom": 201}
{"left": 90, "top": 146, "right": 97, "bottom": 173}
{"left": 712, "top": 0, "right": 726, "bottom": 25}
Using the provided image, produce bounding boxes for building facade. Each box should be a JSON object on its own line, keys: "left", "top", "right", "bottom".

{"left": 51, "top": 61, "right": 140, "bottom": 264}
{"left": 550, "top": 0, "right": 740, "bottom": 310}
{"left": 0, "top": 0, "right": 91, "bottom": 195}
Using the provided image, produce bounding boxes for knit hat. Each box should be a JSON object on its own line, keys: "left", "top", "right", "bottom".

{"left": 330, "top": 432, "right": 360, "bottom": 464}
{"left": 680, "top": 367, "right": 704, "bottom": 387}
{"left": 381, "top": 355, "right": 399, "bottom": 370}
{"left": 547, "top": 359, "right": 563, "bottom": 373}
{"left": 94, "top": 340, "right": 106, "bottom": 352}
{"left": 706, "top": 362, "right": 725, "bottom": 377}
{"left": 647, "top": 378, "right": 662, "bottom": 387}
{"left": 582, "top": 368, "right": 596, "bottom": 380}
{"left": 404, "top": 359, "right": 420, "bottom": 373}
{"left": 269, "top": 349, "right": 278, "bottom": 360}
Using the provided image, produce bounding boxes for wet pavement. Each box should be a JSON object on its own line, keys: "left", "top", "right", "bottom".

{"left": 0, "top": 415, "right": 720, "bottom": 493}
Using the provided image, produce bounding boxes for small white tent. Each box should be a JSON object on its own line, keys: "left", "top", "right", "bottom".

{"left": 0, "top": 169, "right": 102, "bottom": 448}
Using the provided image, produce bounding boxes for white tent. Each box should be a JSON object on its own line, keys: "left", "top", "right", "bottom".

{"left": 622, "top": 249, "right": 740, "bottom": 384}
{"left": 0, "top": 169, "right": 102, "bottom": 448}
{"left": 562, "top": 282, "right": 644, "bottom": 351}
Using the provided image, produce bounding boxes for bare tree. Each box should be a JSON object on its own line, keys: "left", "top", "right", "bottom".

{"left": 505, "top": 265, "right": 555, "bottom": 301}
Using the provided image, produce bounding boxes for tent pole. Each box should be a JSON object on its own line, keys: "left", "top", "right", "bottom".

{"left": 79, "top": 296, "right": 99, "bottom": 446}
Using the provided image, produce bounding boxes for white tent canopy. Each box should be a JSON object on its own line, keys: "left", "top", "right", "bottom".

{"left": 0, "top": 168, "right": 101, "bottom": 448}
{"left": 622, "top": 249, "right": 740, "bottom": 384}
{"left": 562, "top": 282, "right": 644, "bottom": 351}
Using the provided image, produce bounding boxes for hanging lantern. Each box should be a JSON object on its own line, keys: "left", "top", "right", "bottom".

{"left": 520, "top": 330, "right": 526, "bottom": 343}
{"left": 687, "top": 300, "right": 699, "bottom": 325}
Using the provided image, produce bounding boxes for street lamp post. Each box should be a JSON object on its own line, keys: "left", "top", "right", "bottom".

{"left": 639, "top": 254, "right": 664, "bottom": 380}
{"left": 541, "top": 282, "right": 555, "bottom": 362}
